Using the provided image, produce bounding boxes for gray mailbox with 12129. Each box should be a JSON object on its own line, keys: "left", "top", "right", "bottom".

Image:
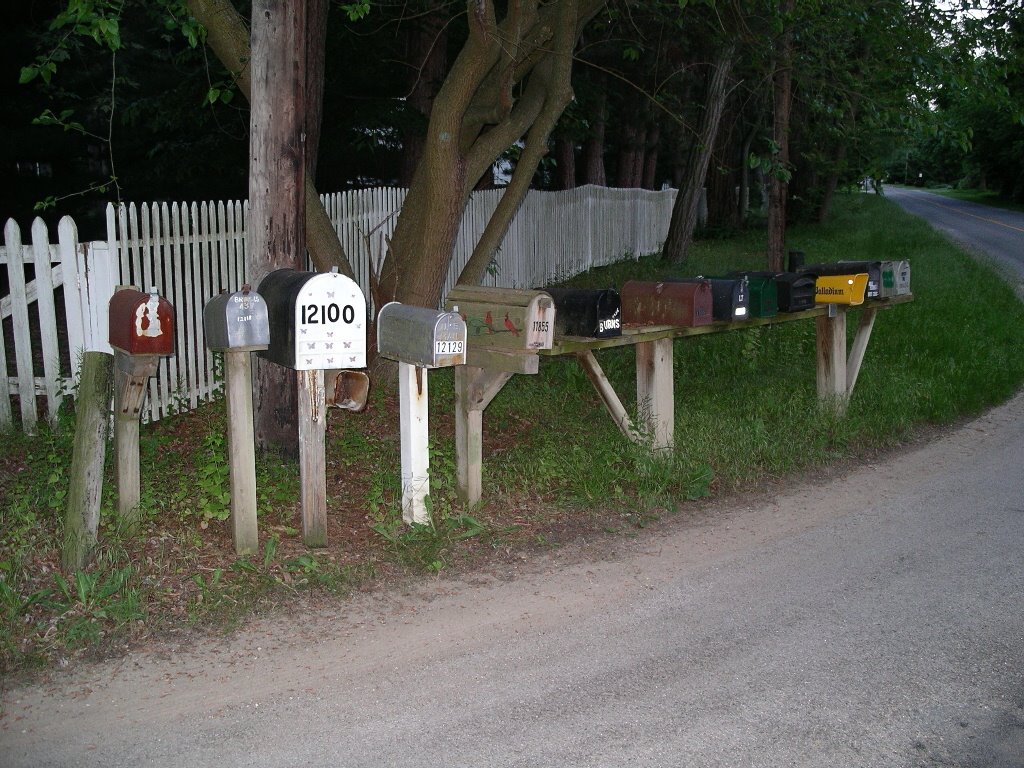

{"left": 377, "top": 302, "right": 468, "bottom": 525}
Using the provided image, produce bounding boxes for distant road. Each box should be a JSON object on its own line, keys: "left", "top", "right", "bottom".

{"left": 885, "top": 185, "right": 1024, "bottom": 293}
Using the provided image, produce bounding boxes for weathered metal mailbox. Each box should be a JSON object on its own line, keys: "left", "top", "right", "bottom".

{"left": 667, "top": 276, "right": 750, "bottom": 322}
{"left": 546, "top": 288, "right": 622, "bottom": 338}
{"left": 620, "top": 280, "right": 713, "bottom": 327}
{"left": 377, "top": 302, "right": 467, "bottom": 368}
{"left": 445, "top": 286, "right": 555, "bottom": 350}
{"left": 109, "top": 287, "right": 175, "bottom": 375}
{"left": 256, "top": 268, "right": 367, "bottom": 370}
{"left": 880, "top": 260, "right": 911, "bottom": 297}
{"left": 203, "top": 285, "right": 270, "bottom": 352}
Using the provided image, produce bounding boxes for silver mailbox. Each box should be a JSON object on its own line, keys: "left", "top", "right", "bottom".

{"left": 204, "top": 285, "right": 270, "bottom": 352}
{"left": 377, "top": 302, "right": 467, "bottom": 368}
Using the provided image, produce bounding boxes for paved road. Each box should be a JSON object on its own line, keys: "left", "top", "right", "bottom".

{"left": 885, "top": 185, "right": 1024, "bottom": 293}
{"left": 3, "top": 394, "right": 1024, "bottom": 767}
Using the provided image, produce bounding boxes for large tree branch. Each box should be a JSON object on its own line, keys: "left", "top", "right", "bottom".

{"left": 186, "top": 0, "right": 354, "bottom": 278}
{"left": 458, "top": 0, "right": 581, "bottom": 286}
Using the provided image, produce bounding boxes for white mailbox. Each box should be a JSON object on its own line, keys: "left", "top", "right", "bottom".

{"left": 257, "top": 268, "right": 367, "bottom": 370}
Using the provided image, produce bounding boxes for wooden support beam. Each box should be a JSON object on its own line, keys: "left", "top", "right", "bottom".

{"left": 399, "top": 362, "right": 430, "bottom": 525}
{"left": 635, "top": 337, "right": 674, "bottom": 451}
{"left": 454, "top": 365, "right": 513, "bottom": 506}
{"left": 816, "top": 307, "right": 848, "bottom": 413}
{"left": 297, "top": 368, "right": 327, "bottom": 547}
{"left": 224, "top": 351, "right": 259, "bottom": 555}
{"left": 63, "top": 351, "right": 113, "bottom": 571}
{"left": 846, "top": 308, "right": 877, "bottom": 395}
{"left": 575, "top": 350, "right": 639, "bottom": 443}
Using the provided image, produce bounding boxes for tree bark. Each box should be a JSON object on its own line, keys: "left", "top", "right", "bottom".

{"left": 642, "top": 122, "right": 660, "bottom": 190}
{"left": 580, "top": 76, "right": 607, "bottom": 186}
{"left": 187, "top": 0, "right": 354, "bottom": 279}
{"left": 400, "top": 6, "right": 449, "bottom": 187}
{"left": 377, "top": 0, "right": 606, "bottom": 308}
{"left": 663, "top": 46, "right": 734, "bottom": 265}
{"left": 249, "top": 0, "right": 306, "bottom": 455}
{"left": 767, "top": 0, "right": 794, "bottom": 272}
{"left": 554, "top": 135, "right": 577, "bottom": 190}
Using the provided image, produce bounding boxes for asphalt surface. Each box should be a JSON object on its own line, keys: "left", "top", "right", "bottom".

{"left": 2, "top": 190, "right": 1023, "bottom": 767}
{"left": 885, "top": 185, "right": 1024, "bottom": 293}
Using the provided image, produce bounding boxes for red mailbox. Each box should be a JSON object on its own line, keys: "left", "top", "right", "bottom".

{"left": 109, "top": 288, "right": 175, "bottom": 357}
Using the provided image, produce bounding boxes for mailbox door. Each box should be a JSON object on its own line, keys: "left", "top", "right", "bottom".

{"left": 775, "top": 274, "right": 817, "bottom": 312}
{"left": 432, "top": 313, "right": 467, "bottom": 367}
{"left": 294, "top": 273, "right": 367, "bottom": 370}
{"left": 894, "top": 261, "right": 911, "bottom": 294}
{"left": 746, "top": 277, "right": 778, "bottom": 318}
{"left": 814, "top": 273, "right": 867, "bottom": 305}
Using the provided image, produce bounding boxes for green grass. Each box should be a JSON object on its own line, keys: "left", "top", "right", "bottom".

{"left": 3, "top": 189, "right": 1023, "bottom": 675}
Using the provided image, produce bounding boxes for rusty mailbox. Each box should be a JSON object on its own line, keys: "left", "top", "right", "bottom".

{"left": 377, "top": 302, "right": 468, "bottom": 368}
{"left": 109, "top": 287, "right": 175, "bottom": 378}
{"left": 667, "top": 276, "right": 750, "bottom": 322}
{"left": 203, "top": 285, "right": 270, "bottom": 352}
{"left": 256, "top": 268, "right": 367, "bottom": 370}
{"left": 444, "top": 286, "right": 555, "bottom": 350}
{"left": 545, "top": 288, "right": 622, "bottom": 338}
{"left": 620, "top": 280, "right": 713, "bottom": 328}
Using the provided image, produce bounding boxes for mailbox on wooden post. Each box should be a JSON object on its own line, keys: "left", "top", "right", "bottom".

{"left": 378, "top": 302, "right": 468, "bottom": 526}
{"left": 256, "top": 268, "right": 369, "bottom": 547}
{"left": 620, "top": 280, "right": 713, "bottom": 327}
{"left": 108, "top": 287, "right": 174, "bottom": 522}
{"left": 203, "top": 285, "right": 269, "bottom": 556}
{"left": 667, "top": 277, "right": 750, "bottom": 322}
{"left": 546, "top": 288, "right": 622, "bottom": 338}
{"left": 810, "top": 272, "right": 869, "bottom": 305}
{"left": 739, "top": 272, "right": 816, "bottom": 313}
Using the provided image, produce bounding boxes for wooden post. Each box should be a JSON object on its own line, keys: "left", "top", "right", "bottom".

{"left": 225, "top": 351, "right": 259, "bottom": 555}
{"left": 63, "top": 352, "right": 113, "bottom": 571}
{"left": 113, "top": 367, "right": 145, "bottom": 521}
{"left": 399, "top": 362, "right": 430, "bottom": 525}
{"left": 455, "top": 365, "right": 512, "bottom": 506}
{"left": 297, "top": 368, "right": 327, "bottom": 547}
{"left": 635, "top": 337, "right": 674, "bottom": 451}
{"left": 816, "top": 306, "right": 848, "bottom": 413}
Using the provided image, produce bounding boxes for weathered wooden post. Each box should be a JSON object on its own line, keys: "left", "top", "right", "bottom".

{"left": 204, "top": 286, "right": 271, "bottom": 555}
{"left": 108, "top": 287, "right": 174, "bottom": 523}
{"left": 62, "top": 351, "right": 113, "bottom": 571}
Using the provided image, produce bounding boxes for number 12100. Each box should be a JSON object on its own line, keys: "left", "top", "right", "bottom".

{"left": 301, "top": 303, "right": 355, "bottom": 325}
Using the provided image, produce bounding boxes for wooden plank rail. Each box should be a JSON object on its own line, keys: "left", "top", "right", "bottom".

{"left": 454, "top": 294, "right": 913, "bottom": 506}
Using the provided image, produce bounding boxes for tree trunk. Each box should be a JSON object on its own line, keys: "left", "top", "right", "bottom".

{"left": 400, "top": 6, "right": 449, "bottom": 187}
{"left": 662, "top": 46, "right": 734, "bottom": 265}
{"left": 249, "top": 0, "right": 306, "bottom": 456}
{"left": 580, "top": 77, "right": 607, "bottom": 186}
{"left": 377, "top": 0, "right": 606, "bottom": 308}
{"left": 642, "top": 122, "right": 660, "bottom": 190}
{"left": 767, "top": 0, "right": 794, "bottom": 272}
{"left": 554, "top": 135, "right": 577, "bottom": 190}
{"left": 187, "top": 0, "right": 354, "bottom": 279}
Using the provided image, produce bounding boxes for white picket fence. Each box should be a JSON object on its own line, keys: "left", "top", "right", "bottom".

{"left": 1, "top": 184, "right": 677, "bottom": 433}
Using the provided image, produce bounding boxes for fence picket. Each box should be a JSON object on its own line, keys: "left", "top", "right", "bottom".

{"left": 5, "top": 220, "right": 39, "bottom": 433}
{"left": 31, "top": 219, "right": 62, "bottom": 424}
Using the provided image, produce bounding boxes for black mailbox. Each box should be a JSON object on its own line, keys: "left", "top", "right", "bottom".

{"left": 546, "top": 288, "right": 622, "bottom": 338}
{"left": 256, "top": 268, "right": 367, "bottom": 370}
{"left": 667, "top": 276, "right": 750, "bottom": 322}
